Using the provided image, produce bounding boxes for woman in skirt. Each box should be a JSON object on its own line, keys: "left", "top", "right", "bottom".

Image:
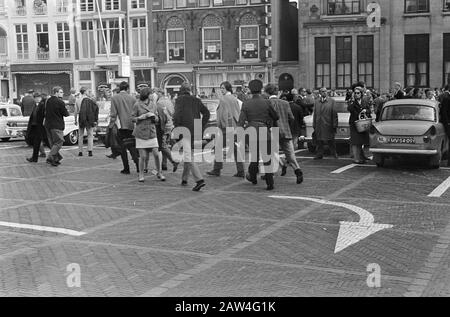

{"left": 131, "top": 88, "right": 166, "bottom": 182}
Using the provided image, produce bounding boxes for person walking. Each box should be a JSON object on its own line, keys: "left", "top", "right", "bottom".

{"left": 155, "top": 88, "right": 179, "bottom": 173}
{"left": 238, "top": 80, "right": 279, "bottom": 191}
{"left": 21, "top": 90, "right": 35, "bottom": 116}
{"left": 312, "top": 87, "right": 338, "bottom": 160}
{"left": 25, "top": 92, "right": 46, "bottom": 163}
{"left": 75, "top": 88, "right": 98, "bottom": 157}
{"left": 131, "top": 88, "right": 165, "bottom": 183}
{"left": 109, "top": 81, "right": 140, "bottom": 175}
{"left": 68, "top": 88, "right": 77, "bottom": 114}
{"left": 173, "top": 83, "right": 210, "bottom": 192}
{"left": 441, "top": 85, "right": 450, "bottom": 167}
{"left": 265, "top": 84, "right": 303, "bottom": 184}
{"left": 44, "top": 86, "right": 69, "bottom": 167}
{"left": 207, "top": 81, "right": 245, "bottom": 178}
{"left": 348, "top": 87, "right": 372, "bottom": 164}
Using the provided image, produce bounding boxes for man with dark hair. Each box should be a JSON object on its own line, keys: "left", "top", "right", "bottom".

{"left": 441, "top": 85, "right": 450, "bottom": 166}
{"left": 109, "top": 81, "right": 140, "bottom": 174}
{"left": 313, "top": 87, "right": 338, "bottom": 160}
{"left": 207, "top": 81, "right": 245, "bottom": 178}
{"left": 238, "top": 80, "right": 279, "bottom": 191}
{"left": 173, "top": 82, "right": 210, "bottom": 191}
{"left": 265, "top": 84, "right": 303, "bottom": 185}
{"left": 76, "top": 88, "right": 98, "bottom": 157}
{"left": 26, "top": 92, "right": 46, "bottom": 163}
{"left": 44, "top": 86, "right": 69, "bottom": 166}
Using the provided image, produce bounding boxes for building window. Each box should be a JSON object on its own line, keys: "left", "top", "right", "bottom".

{"left": 15, "top": 24, "right": 28, "bottom": 60}
{"left": 33, "top": 0, "right": 47, "bottom": 15}
{"left": 326, "top": 0, "right": 362, "bottom": 15}
{"left": 203, "top": 27, "right": 222, "bottom": 61}
{"left": 176, "top": 0, "right": 187, "bottom": 7}
{"left": 405, "top": 0, "right": 429, "bottom": 13}
{"left": 167, "top": 29, "right": 185, "bottom": 62}
{"left": 315, "top": 37, "right": 331, "bottom": 88}
{"left": 103, "top": 0, "right": 119, "bottom": 10}
{"left": 405, "top": 34, "right": 429, "bottom": 87}
{"left": 57, "top": 22, "right": 71, "bottom": 59}
{"left": 131, "top": 0, "right": 146, "bottom": 9}
{"left": 97, "top": 19, "right": 125, "bottom": 55}
{"left": 36, "top": 23, "right": 49, "bottom": 60}
{"left": 357, "top": 35, "right": 373, "bottom": 88}
{"left": 236, "top": 0, "right": 247, "bottom": 4}
{"left": 199, "top": 0, "right": 210, "bottom": 7}
{"left": 213, "top": 0, "right": 223, "bottom": 6}
{"left": 444, "top": 34, "right": 450, "bottom": 85}
{"left": 336, "top": 36, "right": 352, "bottom": 89}
{"left": 81, "top": 21, "right": 95, "bottom": 59}
{"left": 131, "top": 18, "right": 147, "bottom": 57}
{"left": 80, "top": 0, "right": 94, "bottom": 11}
{"left": 444, "top": 0, "right": 450, "bottom": 11}
{"left": 0, "top": 36, "right": 7, "bottom": 56}
{"left": 198, "top": 73, "right": 223, "bottom": 98}
{"left": 56, "top": 0, "right": 69, "bottom": 13}
{"left": 15, "top": 0, "right": 27, "bottom": 16}
{"left": 164, "top": 0, "right": 174, "bottom": 9}
{"left": 79, "top": 71, "right": 91, "bottom": 81}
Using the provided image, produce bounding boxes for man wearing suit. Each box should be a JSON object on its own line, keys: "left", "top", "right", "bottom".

{"left": 26, "top": 93, "right": 46, "bottom": 163}
{"left": 109, "top": 81, "right": 140, "bottom": 174}
{"left": 441, "top": 85, "right": 450, "bottom": 167}
{"left": 238, "top": 80, "right": 279, "bottom": 191}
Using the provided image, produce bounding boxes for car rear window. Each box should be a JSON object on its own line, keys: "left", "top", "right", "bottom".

{"left": 381, "top": 105, "right": 435, "bottom": 122}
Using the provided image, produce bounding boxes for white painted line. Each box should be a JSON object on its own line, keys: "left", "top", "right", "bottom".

{"left": 0, "top": 221, "right": 86, "bottom": 236}
{"left": 0, "top": 145, "right": 27, "bottom": 150}
{"left": 428, "top": 176, "right": 450, "bottom": 198}
{"left": 331, "top": 164, "right": 358, "bottom": 174}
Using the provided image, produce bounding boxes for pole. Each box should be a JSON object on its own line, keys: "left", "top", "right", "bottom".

{"left": 95, "top": 0, "right": 110, "bottom": 59}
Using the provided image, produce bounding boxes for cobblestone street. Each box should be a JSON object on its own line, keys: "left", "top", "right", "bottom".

{"left": 0, "top": 140, "right": 449, "bottom": 297}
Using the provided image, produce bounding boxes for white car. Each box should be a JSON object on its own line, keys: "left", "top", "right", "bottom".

{"left": 0, "top": 104, "right": 25, "bottom": 142}
{"left": 5, "top": 108, "right": 83, "bottom": 146}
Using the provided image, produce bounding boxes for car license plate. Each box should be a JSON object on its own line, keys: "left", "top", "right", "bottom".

{"left": 389, "top": 137, "right": 415, "bottom": 144}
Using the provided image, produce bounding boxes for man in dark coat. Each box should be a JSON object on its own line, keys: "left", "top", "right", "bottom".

{"left": 21, "top": 90, "right": 36, "bottom": 116}
{"left": 440, "top": 85, "right": 450, "bottom": 166}
{"left": 44, "top": 86, "right": 69, "bottom": 166}
{"left": 312, "top": 87, "right": 338, "bottom": 160}
{"left": 76, "top": 88, "right": 99, "bottom": 157}
{"left": 26, "top": 93, "right": 46, "bottom": 163}
{"left": 173, "top": 82, "right": 210, "bottom": 192}
{"left": 238, "top": 80, "right": 279, "bottom": 191}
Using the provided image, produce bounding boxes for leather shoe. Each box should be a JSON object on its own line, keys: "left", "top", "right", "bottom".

{"left": 266, "top": 184, "right": 274, "bottom": 191}
{"left": 353, "top": 160, "right": 366, "bottom": 165}
{"left": 295, "top": 169, "right": 304, "bottom": 184}
{"left": 88, "top": 151, "right": 93, "bottom": 157}
{"left": 120, "top": 169, "right": 130, "bottom": 175}
{"left": 281, "top": 165, "right": 287, "bottom": 176}
{"left": 246, "top": 174, "right": 257, "bottom": 185}
{"left": 26, "top": 158, "right": 37, "bottom": 163}
{"left": 181, "top": 180, "right": 188, "bottom": 186}
{"left": 172, "top": 162, "right": 179, "bottom": 173}
{"left": 46, "top": 159, "right": 59, "bottom": 167}
{"left": 233, "top": 172, "right": 245, "bottom": 178}
{"left": 207, "top": 170, "right": 221, "bottom": 177}
{"left": 192, "top": 180, "right": 206, "bottom": 192}
{"left": 78, "top": 152, "right": 83, "bottom": 157}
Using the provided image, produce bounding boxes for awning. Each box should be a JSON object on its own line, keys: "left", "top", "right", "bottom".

{"left": 12, "top": 71, "right": 72, "bottom": 75}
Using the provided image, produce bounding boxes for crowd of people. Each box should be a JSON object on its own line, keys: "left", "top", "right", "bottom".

{"left": 23, "top": 79, "right": 450, "bottom": 191}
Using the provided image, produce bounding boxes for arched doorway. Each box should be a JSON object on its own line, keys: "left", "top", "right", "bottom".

{"left": 162, "top": 74, "right": 188, "bottom": 98}
{"left": 278, "top": 73, "right": 294, "bottom": 93}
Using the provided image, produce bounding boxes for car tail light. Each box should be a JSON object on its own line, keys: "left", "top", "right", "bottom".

{"left": 423, "top": 136, "right": 431, "bottom": 143}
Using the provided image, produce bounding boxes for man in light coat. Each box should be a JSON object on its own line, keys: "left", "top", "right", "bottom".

{"left": 109, "top": 81, "right": 139, "bottom": 174}
{"left": 207, "top": 81, "right": 245, "bottom": 178}
{"left": 312, "top": 87, "right": 338, "bottom": 160}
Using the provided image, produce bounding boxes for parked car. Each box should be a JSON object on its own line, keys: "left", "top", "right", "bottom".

{"left": 0, "top": 104, "right": 26, "bottom": 142}
{"left": 304, "top": 96, "right": 351, "bottom": 153}
{"left": 369, "top": 99, "right": 449, "bottom": 169}
{"left": 5, "top": 111, "right": 84, "bottom": 146}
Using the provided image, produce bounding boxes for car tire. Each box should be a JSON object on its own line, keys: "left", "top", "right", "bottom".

{"left": 1, "top": 138, "right": 11, "bottom": 142}
{"left": 307, "top": 142, "right": 316, "bottom": 154}
{"left": 64, "top": 130, "right": 79, "bottom": 146}
{"left": 373, "top": 154, "right": 385, "bottom": 168}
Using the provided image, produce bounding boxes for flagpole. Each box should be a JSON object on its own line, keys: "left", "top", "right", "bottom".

{"left": 95, "top": 0, "right": 110, "bottom": 59}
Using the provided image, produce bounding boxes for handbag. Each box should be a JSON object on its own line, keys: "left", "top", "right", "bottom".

{"left": 123, "top": 137, "right": 136, "bottom": 148}
{"left": 355, "top": 110, "right": 373, "bottom": 133}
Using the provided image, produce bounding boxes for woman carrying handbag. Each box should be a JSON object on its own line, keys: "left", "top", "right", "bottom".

{"left": 348, "top": 86, "right": 372, "bottom": 164}
{"left": 131, "top": 88, "right": 165, "bottom": 183}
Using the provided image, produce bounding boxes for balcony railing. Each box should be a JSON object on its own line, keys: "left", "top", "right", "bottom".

{"left": 325, "top": 1, "right": 362, "bottom": 15}
{"left": 15, "top": 6, "right": 26, "bottom": 15}
{"left": 58, "top": 50, "right": 71, "bottom": 59}
{"left": 33, "top": 5, "right": 47, "bottom": 15}
{"left": 17, "top": 52, "right": 29, "bottom": 60}
{"left": 36, "top": 50, "right": 49, "bottom": 60}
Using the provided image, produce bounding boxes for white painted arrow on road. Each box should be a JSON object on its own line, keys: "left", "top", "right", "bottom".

{"left": 270, "top": 196, "right": 393, "bottom": 253}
